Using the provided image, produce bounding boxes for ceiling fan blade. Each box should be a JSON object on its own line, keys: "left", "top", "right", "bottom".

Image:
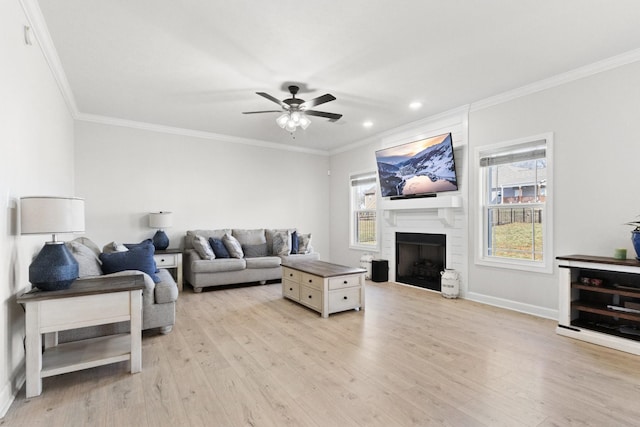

{"left": 256, "top": 92, "right": 289, "bottom": 109}
{"left": 242, "top": 110, "right": 283, "bottom": 114}
{"left": 301, "top": 93, "right": 336, "bottom": 109}
{"left": 305, "top": 110, "right": 343, "bottom": 121}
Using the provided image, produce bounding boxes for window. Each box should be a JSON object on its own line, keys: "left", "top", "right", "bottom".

{"left": 477, "top": 134, "right": 553, "bottom": 272}
{"left": 350, "top": 172, "right": 378, "bottom": 250}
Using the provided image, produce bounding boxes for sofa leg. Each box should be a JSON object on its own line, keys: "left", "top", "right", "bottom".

{"left": 159, "top": 325, "right": 173, "bottom": 335}
{"left": 193, "top": 287, "right": 203, "bottom": 293}
{"left": 260, "top": 280, "right": 266, "bottom": 285}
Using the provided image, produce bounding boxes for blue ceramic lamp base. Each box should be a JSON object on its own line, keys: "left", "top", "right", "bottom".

{"left": 29, "top": 242, "right": 79, "bottom": 291}
{"left": 153, "top": 230, "right": 169, "bottom": 250}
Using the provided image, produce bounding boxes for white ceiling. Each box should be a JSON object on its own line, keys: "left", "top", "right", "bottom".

{"left": 36, "top": 0, "right": 640, "bottom": 152}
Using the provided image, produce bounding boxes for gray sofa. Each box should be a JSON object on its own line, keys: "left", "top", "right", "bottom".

{"left": 58, "top": 237, "right": 179, "bottom": 342}
{"left": 184, "top": 228, "right": 319, "bottom": 292}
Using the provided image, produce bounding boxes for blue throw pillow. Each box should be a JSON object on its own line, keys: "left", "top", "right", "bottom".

{"left": 209, "top": 237, "right": 230, "bottom": 258}
{"left": 290, "top": 231, "right": 299, "bottom": 255}
{"left": 124, "top": 239, "right": 159, "bottom": 272}
{"left": 100, "top": 243, "right": 160, "bottom": 283}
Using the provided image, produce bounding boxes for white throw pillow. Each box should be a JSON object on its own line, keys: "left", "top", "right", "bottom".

{"left": 223, "top": 233, "right": 244, "bottom": 258}
{"left": 298, "top": 233, "right": 313, "bottom": 254}
{"left": 193, "top": 235, "right": 215, "bottom": 260}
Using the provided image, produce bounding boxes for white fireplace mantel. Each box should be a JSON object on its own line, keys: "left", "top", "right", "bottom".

{"left": 380, "top": 195, "right": 462, "bottom": 227}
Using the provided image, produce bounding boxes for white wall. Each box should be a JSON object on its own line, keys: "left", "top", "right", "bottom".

{"left": 0, "top": 0, "right": 75, "bottom": 415}
{"left": 467, "top": 60, "right": 640, "bottom": 317}
{"left": 74, "top": 121, "right": 330, "bottom": 256}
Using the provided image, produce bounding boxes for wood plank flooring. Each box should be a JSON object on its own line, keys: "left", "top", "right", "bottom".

{"left": 3, "top": 281, "right": 640, "bottom": 426}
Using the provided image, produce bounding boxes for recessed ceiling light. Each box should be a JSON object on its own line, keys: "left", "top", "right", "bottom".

{"left": 363, "top": 121, "right": 373, "bottom": 128}
{"left": 409, "top": 101, "right": 422, "bottom": 110}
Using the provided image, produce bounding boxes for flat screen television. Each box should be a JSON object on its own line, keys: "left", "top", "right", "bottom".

{"left": 375, "top": 132, "right": 458, "bottom": 198}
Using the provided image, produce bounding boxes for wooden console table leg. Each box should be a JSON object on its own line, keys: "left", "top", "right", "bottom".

{"left": 129, "top": 290, "right": 142, "bottom": 373}
{"left": 25, "top": 303, "right": 42, "bottom": 398}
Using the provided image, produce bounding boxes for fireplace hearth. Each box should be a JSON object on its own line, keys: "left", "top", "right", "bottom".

{"left": 396, "top": 232, "right": 446, "bottom": 291}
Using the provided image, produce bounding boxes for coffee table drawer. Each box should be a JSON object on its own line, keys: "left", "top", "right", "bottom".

{"left": 283, "top": 279, "right": 300, "bottom": 300}
{"left": 299, "top": 285, "right": 322, "bottom": 311}
{"left": 329, "top": 275, "right": 361, "bottom": 290}
{"left": 301, "top": 273, "right": 322, "bottom": 290}
{"left": 329, "top": 287, "right": 361, "bottom": 312}
{"left": 282, "top": 267, "right": 301, "bottom": 282}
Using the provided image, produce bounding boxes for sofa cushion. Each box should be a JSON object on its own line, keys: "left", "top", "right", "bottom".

{"left": 193, "top": 235, "right": 215, "bottom": 260}
{"left": 102, "top": 241, "right": 129, "bottom": 253}
{"left": 290, "top": 231, "right": 299, "bottom": 254}
{"left": 242, "top": 243, "right": 268, "bottom": 258}
{"left": 186, "top": 229, "right": 231, "bottom": 249}
{"left": 232, "top": 229, "right": 266, "bottom": 246}
{"left": 209, "top": 238, "right": 230, "bottom": 258}
{"left": 223, "top": 234, "right": 244, "bottom": 258}
{"left": 71, "top": 237, "right": 102, "bottom": 257}
{"left": 298, "top": 233, "right": 313, "bottom": 254}
{"left": 154, "top": 268, "right": 179, "bottom": 304}
{"left": 280, "top": 252, "right": 320, "bottom": 263}
{"left": 272, "top": 230, "right": 291, "bottom": 256}
{"left": 245, "top": 256, "right": 281, "bottom": 269}
{"left": 65, "top": 240, "right": 103, "bottom": 277}
{"left": 100, "top": 244, "right": 160, "bottom": 283}
{"left": 266, "top": 229, "right": 295, "bottom": 255}
{"left": 191, "top": 258, "right": 246, "bottom": 273}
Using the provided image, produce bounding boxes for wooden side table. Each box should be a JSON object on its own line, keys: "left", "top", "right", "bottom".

{"left": 153, "top": 249, "right": 183, "bottom": 291}
{"left": 17, "top": 274, "right": 145, "bottom": 398}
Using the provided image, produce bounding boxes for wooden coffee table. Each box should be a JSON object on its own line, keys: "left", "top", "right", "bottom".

{"left": 281, "top": 260, "right": 366, "bottom": 318}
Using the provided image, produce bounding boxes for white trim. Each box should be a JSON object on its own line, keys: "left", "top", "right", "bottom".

{"left": 475, "top": 132, "right": 554, "bottom": 274}
{"left": 466, "top": 292, "right": 558, "bottom": 320}
{"left": 0, "top": 364, "right": 24, "bottom": 418}
{"left": 20, "top": 0, "right": 79, "bottom": 117}
{"left": 470, "top": 48, "right": 640, "bottom": 112}
{"left": 76, "top": 113, "right": 330, "bottom": 156}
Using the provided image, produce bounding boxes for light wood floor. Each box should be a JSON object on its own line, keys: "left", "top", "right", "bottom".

{"left": 3, "top": 281, "right": 640, "bottom": 426}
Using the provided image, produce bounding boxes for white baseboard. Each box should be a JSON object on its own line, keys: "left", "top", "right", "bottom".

{"left": 466, "top": 292, "right": 558, "bottom": 320}
{"left": 0, "top": 364, "right": 25, "bottom": 418}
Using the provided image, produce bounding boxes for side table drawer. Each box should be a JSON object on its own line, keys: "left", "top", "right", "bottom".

{"left": 283, "top": 279, "right": 300, "bottom": 300}
{"left": 154, "top": 254, "right": 178, "bottom": 268}
{"left": 299, "top": 285, "right": 322, "bottom": 311}
{"left": 329, "top": 275, "right": 361, "bottom": 290}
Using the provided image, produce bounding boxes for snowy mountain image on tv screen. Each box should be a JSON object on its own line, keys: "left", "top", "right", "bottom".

{"left": 375, "top": 133, "right": 458, "bottom": 197}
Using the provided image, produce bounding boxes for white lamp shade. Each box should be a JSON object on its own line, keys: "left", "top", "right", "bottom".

{"left": 149, "top": 211, "right": 173, "bottom": 229}
{"left": 20, "top": 196, "right": 85, "bottom": 235}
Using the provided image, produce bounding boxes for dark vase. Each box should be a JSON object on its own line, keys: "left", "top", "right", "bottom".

{"left": 631, "top": 231, "right": 640, "bottom": 260}
{"left": 153, "top": 230, "right": 169, "bottom": 250}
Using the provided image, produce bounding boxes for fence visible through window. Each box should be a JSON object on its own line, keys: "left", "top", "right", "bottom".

{"left": 487, "top": 206, "right": 543, "bottom": 260}
{"left": 355, "top": 211, "right": 376, "bottom": 244}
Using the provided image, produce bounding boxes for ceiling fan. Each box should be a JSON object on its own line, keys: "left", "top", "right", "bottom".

{"left": 243, "top": 85, "right": 342, "bottom": 132}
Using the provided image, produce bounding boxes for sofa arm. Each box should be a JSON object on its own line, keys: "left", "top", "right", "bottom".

{"left": 154, "top": 269, "right": 179, "bottom": 304}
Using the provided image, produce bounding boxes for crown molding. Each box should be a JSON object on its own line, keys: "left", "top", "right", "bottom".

{"left": 75, "top": 113, "right": 330, "bottom": 156}
{"left": 330, "top": 104, "right": 470, "bottom": 155}
{"left": 470, "top": 48, "right": 640, "bottom": 112}
{"left": 20, "top": 0, "right": 79, "bottom": 118}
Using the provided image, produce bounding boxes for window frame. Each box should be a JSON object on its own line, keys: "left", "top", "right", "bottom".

{"left": 349, "top": 171, "right": 379, "bottom": 251}
{"left": 475, "top": 133, "right": 554, "bottom": 273}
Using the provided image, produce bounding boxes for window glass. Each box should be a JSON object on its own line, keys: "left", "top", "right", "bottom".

{"left": 350, "top": 173, "right": 377, "bottom": 249}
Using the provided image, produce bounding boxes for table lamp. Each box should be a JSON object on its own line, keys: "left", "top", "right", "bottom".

{"left": 149, "top": 211, "right": 172, "bottom": 250}
{"left": 20, "top": 196, "right": 85, "bottom": 291}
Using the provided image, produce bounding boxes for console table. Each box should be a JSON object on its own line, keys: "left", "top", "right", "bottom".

{"left": 17, "top": 274, "right": 145, "bottom": 397}
{"left": 281, "top": 260, "right": 366, "bottom": 318}
{"left": 557, "top": 255, "right": 640, "bottom": 355}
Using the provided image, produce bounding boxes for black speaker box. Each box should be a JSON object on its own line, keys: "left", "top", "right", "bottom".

{"left": 371, "top": 259, "right": 389, "bottom": 282}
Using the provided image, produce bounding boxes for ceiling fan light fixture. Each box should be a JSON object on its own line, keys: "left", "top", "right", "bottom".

{"left": 284, "top": 120, "right": 297, "bottom": 132}
{"left": 276, "top": 113, "right": 289, "bottom": 128}
{"left": 290, "top": 111, "right": 301, "bottom": 123}
{"left": 299, "top": 115, "right": 311, "bottom": 130}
